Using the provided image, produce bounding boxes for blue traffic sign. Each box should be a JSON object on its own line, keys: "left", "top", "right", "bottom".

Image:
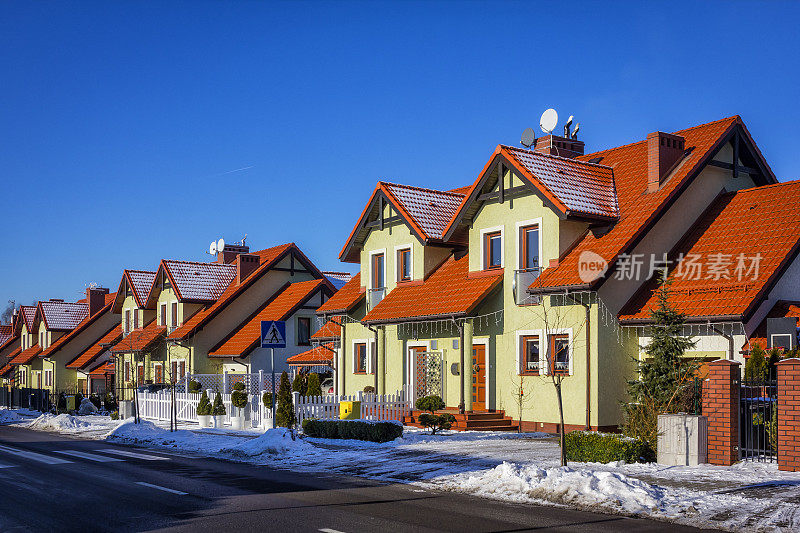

{"left": 261, "top": 320, "right": 286, "bottom": 348}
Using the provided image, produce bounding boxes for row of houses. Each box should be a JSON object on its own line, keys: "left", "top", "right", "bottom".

{"left": 2, "top": 115, "right": 800, "bottom": 432}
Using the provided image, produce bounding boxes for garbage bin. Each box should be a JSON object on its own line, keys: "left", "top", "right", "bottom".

{"left": 340, "top": 401, "right": 361, "bottom": 420}
{"left": 657, "top": 413, "right": 708, "bottom": 466}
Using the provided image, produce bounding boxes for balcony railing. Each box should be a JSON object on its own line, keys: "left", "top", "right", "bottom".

{"left": 514, "top": 268, "right": 541, "bottom": 305}
{"left": 367, "top": 287, "right": 386, "bottom": 311}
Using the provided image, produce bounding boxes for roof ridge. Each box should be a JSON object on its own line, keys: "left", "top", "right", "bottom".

{"left": 164, "top": 259, "right": 236, "bottom": 268}
{"left": 501, "top": 144, "right": 614, "bottom": 169}
{"left": 126, "top": 268, "right": 157, "bottom": 274}
{"left": 729, "top": 178, "right": 800, "bottom": 195}
{"left": 379, "top": 181, "right": 466, "bottom": 198}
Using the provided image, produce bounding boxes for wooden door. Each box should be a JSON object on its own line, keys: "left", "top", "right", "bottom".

{"left": 471, "top": 344, "right": 486, "bottom": 411}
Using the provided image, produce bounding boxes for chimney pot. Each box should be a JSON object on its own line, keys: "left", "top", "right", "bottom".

{"left": 86, "top": 287, "right": 110, "bottom": 317}
{"left": 647, "top": 132, "right": 686, "bottom": 193}
{"left": 217, "top": 243, "right": 250, "bottom": 264}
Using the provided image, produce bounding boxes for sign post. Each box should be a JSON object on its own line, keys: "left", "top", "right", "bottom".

{"left": 261, "top": 320, "right": 286, "bottom": 429}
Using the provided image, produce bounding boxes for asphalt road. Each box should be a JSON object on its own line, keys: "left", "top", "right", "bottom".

{"left": 0, "top": 426, "right": 713, "bottom": 532}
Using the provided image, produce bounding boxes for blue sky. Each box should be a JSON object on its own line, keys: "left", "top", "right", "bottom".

{"left": 1, "top": 1, "right": 799, "bottom": 307}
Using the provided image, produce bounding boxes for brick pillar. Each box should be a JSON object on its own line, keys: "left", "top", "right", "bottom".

{"left": 702, "top": 359, "right": 741, "bottom": 466}
{"left": 777, "top": 358, "right": 800, "bottom": 472}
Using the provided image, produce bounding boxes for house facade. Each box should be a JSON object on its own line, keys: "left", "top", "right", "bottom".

{"left": 319, "top": 116, "right": 800, "bottom": 431}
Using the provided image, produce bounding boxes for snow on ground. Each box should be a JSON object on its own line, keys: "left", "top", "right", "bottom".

{"left": 6, "top": 406, "right": 800, "bottom": 532}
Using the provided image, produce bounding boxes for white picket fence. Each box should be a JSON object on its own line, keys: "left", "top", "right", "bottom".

{"left": 137, "top": 389, "right": 273, "bottom": 428}
{"left": 293, "top": 390, "right": 410, "bottom": 426}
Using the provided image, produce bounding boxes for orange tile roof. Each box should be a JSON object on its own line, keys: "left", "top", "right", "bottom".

{"left": 66, "top": 325, "right": 122, "bottom": 369}
{"left": 37, "top": 300, "right": 89, "bottom": 331}
{"left": 287, "top": 342, "right": 334, "bottom": 366}
{"left": 363, "top": 252, "right": 503, "bottom": 324}
{"left": 167, "top": 243, "right": 318, "bottom": 340}
{"left": 619, "top": 180, "right": 800, "bottom": 322}
{"left": 311, "top": 318, "right": 341, "bottom": 340}
{"left": 0, "top": 332, "right": 19, "bottom": 353}
{"left": 317, "top": 272, "right": 364, "bottom": 314}
{"left": 111, "top": 320, "right": 166, "bottom": 353}
{"left": 0, "top": 324, "right": 12, "bottom": 347}
{"left": 18, "top": 305, "right": 37, "bottom": 332}
{"left": 89, "top": 361, "right": 114, "bottom": 377}
{"left": 0, "top": 363, "right": 12, "bottom": 377}
{"left": 531, "top": 116, "right": 760, "bottom": 292}
{"left": 40, "top": 293, "right": 117, "bottom": 358}
{"left": 208, "top": 279, "right": 330, "bottom": 357}
{"left": 742, "top": 301, "right": 800, "bottom": 353}
{"left": 11, "top": 344, "right": 41, "bottom": 365}
{"left": 3, "top": 347, "right": 21, "bottom": 365}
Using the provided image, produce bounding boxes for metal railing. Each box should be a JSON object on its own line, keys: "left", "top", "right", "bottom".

{"left": 367, "top": 287, "right": 386, "bottom": 311}
{"left": 513, "top": 268, "right": 541, "bottom": 305}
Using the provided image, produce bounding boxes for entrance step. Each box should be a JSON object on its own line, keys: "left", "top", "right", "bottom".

{"left": 404, "top": 409, "right": 519, "bottom": 432}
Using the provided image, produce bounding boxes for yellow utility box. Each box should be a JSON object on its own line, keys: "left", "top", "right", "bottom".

{"left": 66, "top": 396, "right": 76, "bottom": 411}
{"left": 340, "top": 401, "right": 361, "bottom": 420}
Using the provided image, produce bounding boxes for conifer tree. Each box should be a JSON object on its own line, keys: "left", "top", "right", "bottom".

{"left": 292, "top": 373, "right": 305, "bottom": 395}
{"left": 306, "top": 373, "right": 322, "bottom": 397}
{"left": 744, "top": 343, "right": 768, "bottom": 382}
{"left": 212, "top": 391, "right": 226, "bottom": 415}
{"left": 276, "top": 371, "right": 296, "bottom": 428}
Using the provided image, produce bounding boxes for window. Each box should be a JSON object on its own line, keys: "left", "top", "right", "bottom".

{"left": 124, "top": 310, "right": 131, "bottom": 335}
{"left": 137, "top": 364, "right": 144, "bottom": 385}
{"left": 771, "top": 334, "right": 793, "bottom": 350}
{"left": 354, "top": 343, "right": 367, "bottom": 374}
{"left": 133, "top": 310, "right": 139, "bottom": 330}
{"left": 397, "top": 248, "right": 411, "bottom": 282}
{"left": 44, "top": 369, "right": 53, "bottom": 387}
{"left": 549, "top": 334, "right": 570, "bottom": 375}
{"left": 160, "top": 304, "right": 167, "bottom": 326}
{"left": 170, "top": 360, "right": 186, "bottom": 383}
{"left": 520, "top": 335, "right": 540, "bottom": 375}
{"left": 180, "top": 360, "right": 186, "bottom": 379}
{"left": 124, "top": 361, "right": 130, "bottom": 382}
{"left": 39, "top": 331, "right": 45, "bottom": 348}
{"left": 171, "top": 302, "right": 178, "bottom": 327}
{"left": 484, "top": 231, "right": 502, "bottom": 269}
{"left": 155, "top": 364, "right": 163, "bottom": 384}
{"left": 297, "top": 317, "right": 311, "bottom": 346}
{"left": 372, "top": 253, "right": 385, "bottom": 289}
{"left": 520, "top": 224, "right": 539, "bottom": 270}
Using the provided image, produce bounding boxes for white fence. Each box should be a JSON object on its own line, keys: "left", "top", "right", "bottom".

{"left": 293, "top": 390, "right": 410, "bottom": 426}
{"left": 178, "top": 371, "right": 276, "bottom": 395}
{"left": 137, "top": 389, "right": 273, "bottom": 428}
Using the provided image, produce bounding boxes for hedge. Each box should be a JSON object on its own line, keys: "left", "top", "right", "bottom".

{"left": 301, "top": 419, "right": 403, "bottom": 443}
{"left": 565, "top": 431, "right": 655, "bottom": 463}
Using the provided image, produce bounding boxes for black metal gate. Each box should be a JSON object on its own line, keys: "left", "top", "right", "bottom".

{"left": 740, "top": 379, "right": 778, "bottom": 462}
{"left": 0, "top": 387, "right": 51, "bottom": 412}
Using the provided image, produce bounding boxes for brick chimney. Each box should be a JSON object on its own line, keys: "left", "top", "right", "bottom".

{"left": 11, "top": 308, "right": 18, "bottom": 331}
{"left": 217, "top": 243, "right": 250, "bottom": 264}
{"left": 647, "top": 132, "right": 685, "bottom": 193}
{"left": 534, "top": 135, "right": 585, "bottom": 158}
{"left": 236, "top": 254, "right": 261, "bottom": 283}
{"left": 86, "top": 287, "right": 110, "bottom": 317}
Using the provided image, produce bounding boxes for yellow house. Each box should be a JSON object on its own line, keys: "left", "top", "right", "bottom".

{"left": 0, "top": 322, "right": 20, "bottom": 384}
{"left": 8, "top": 305, "right": 40, "bottom": 388}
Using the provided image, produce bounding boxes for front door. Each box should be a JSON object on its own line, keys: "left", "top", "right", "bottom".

{"left": 471, "top": 344, "right": 486, "bottom": 411}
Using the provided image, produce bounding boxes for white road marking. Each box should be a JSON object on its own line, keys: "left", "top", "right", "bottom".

{"left": 135, "top": 481, "right": 188, "bottom": 495}
{"left": 0, "top": 444, "right": 72, "bottom": 465}
{"left": 319, "top": 529, "right": 347, "bottom": 533}
{"left": 0, "top": 462, "right": 17, "bottom": 469}
{"left": 94, "top": 448, "right": 169, "bottom": 461}
{"left": 54, "top": 450, "right": 124, "bottom": 462}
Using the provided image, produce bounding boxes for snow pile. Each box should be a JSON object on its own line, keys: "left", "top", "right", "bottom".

{"left": 431, "top": 461, "right": 670, "bottom": 516}
{"left": 0, "top": 410, "right": 27, "bottom": 424}
{"left": 78, "top": 398, "right": 98, "bottom": 415}
{"left": 29, "top": 413, "right": 104, "bottom": 433}
{"left": 107, "top": 419, "right": 199, "bottom": 446}
{"left": 221, "top": 428, "right": 312, "bottom": 457}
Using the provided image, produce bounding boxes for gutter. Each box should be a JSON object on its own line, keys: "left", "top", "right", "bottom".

{"left": 619, "top": 314, "right": 744, "bottom": 326}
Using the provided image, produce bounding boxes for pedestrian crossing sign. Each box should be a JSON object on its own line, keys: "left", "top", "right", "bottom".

{"left": 260, "top": 320, "right": 286, "bottom": 348}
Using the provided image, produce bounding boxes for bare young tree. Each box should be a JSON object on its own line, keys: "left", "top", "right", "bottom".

{"left": 507, "top": 371, "right": 534, "bottom": 433}
{"left": 0, "top": 300, "right": 15, "bottom": 324}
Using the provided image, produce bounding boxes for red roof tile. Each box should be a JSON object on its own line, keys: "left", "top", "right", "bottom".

{"left": 0, "top": 363, "right": 12, "bottom": 377}
{"left": 37, "top": 300, "right": 89, "bottom": 331}
{"left": 619, "top": 180, "right": 800, "bottom": 321}
{"left": 0, "top": 324, "right": 12, "bottom": 347}
{"left": 111, "top": 320, "right": 166, "bottom": 353}
{"left": 128, "top": 270, "right": 157, "bottom": 306}
{"left": 208, "top": 279, "right": 330, "bottom": 357}
{"left": 531, "top": 117, "right": 752, "bottom": 291}
{"left": 363, "top": 252, "right": 502, "bottom": 324}
{"left": 89, "top": 361, "right": 114, "bottom": 377}
{"left": 383, "top": 182, "right": 465, "bottom": 240}
{"left": 11, "top": 344, "right": 41, "bottom": 365}
{"left": 167, "top": 243, "right": 313, "bottom": 340}
{"left": 317, "top": 273, "right": 364, "bottom": 314}
{"left": 287, "top": 342, "right": 334, "bottom": 366}
{"left": 3, "top": 347, "right": 21, "bottom": 365}
{"left": 162, "top": 260, "right": 237, "bottom": 302}
{"left": 311, "top": 318, "right": 341, "bottom": 340}
{"left": 0, "top": 333, "right": 19, "bottom": 353}
{"left": 19, "top": 306, "right": 37, "bottom": 332}
{"left": 66, "top": 325, "right": 122, "bottom": 369}
{"left": 39, "top": 293, "right": 116, "bottom": 358}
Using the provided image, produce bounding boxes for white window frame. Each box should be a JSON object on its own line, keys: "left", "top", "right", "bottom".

{"left": 479, "top": 225, "right": 505, "bottom": 269}
{"left": 368, "top": 248, "right": 387, "bottom": 290}
{"left": 771, "top": 333, "right": 793, "bottom": 349}
{"left": 394, "top": 243, "right": 414, "bottom": 282}
{"left": 471, "top": 338, "right": 490, "bottom": 406}
{"left": 515, "top": 329, "right": 544, "bottom": 375}
{"left": 515, "top": 218, "right": 543, "bottom": 270}
{"left": 124, "top": 309, "right": 131, "bottom": 335}
{"left": 44, "top": 368, "right": 53, "bottom": 387}
{"left": 351, "top": 338, "right": 375, "bottom": 375}
{"left": 544, "top": 328, "right": 574, "bottom": 376}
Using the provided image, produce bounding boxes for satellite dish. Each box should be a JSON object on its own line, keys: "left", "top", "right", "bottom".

{"left": 217, "top": 238, "right": 225, "bottom": 252}
{"left": 209, "top": 241, "right": 217, "bottom": 255}
{"left": 540, "top": 108, "right": 558, "bottom": 134}
{"left": 521, "top": 127, "right": 535, "bottom": 148}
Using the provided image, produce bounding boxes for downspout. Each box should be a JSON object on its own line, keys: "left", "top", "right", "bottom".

{"left": 584, "top": 302, "right": 591, "bottom": 431}
{"left": 712, "top": 325, "right": 736, "bottom": 361}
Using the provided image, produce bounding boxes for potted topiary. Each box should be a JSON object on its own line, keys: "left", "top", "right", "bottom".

{"left": 188, "top": 380, "right": 202, "bottom": 394}
{"left": 212, "top": 391, "right": 226, "bottom": 428}
{"left": 230, "top": 382, "right": 248, "bottom": 430}
{"left": 196, "top": 390, "right": 212, "bottom": 428}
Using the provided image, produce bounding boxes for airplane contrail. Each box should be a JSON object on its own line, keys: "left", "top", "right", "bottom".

{"left": 215, "top": 165, "right": 254, "bottom": 176}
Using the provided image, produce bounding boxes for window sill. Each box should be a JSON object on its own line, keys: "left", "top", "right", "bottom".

{"left": 520, "top": 371, "right": 540, "bottom": 376}
{"left": 353, "top": 371, "right": 368, "bottom": 375}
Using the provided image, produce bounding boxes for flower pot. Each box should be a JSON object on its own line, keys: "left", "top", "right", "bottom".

{"left": 213, "top": 415, "right": 225, "bottom": 428}
{"left": 231, "top": 416, "right": 245, "bottom": 430}
{"left": 197, "top": 415, "right": 211, "bottom": 428}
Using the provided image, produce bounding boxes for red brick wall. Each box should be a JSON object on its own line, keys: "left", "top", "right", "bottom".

{"left": 702, "top": 359, "right": 740, "bottom": 466}
{"left": 777, "top": 358, "right": 800, "bottom": 472}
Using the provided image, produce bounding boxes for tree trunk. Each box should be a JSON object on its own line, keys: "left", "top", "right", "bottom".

{"left": 555, "top": 378, "right": 566, "bottom": 466}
